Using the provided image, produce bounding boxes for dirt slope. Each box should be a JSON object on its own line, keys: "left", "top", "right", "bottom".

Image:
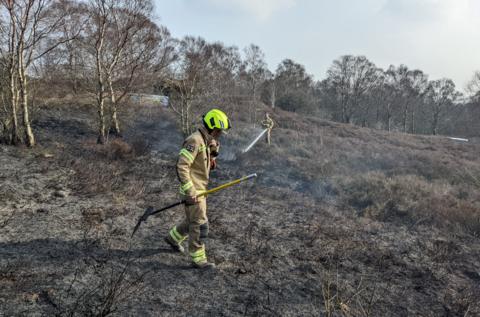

{"left": 1, "top": 103, "right": 479, "bottom": 316}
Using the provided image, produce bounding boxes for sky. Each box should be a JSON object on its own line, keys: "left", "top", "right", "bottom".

{"left": 154, "top": 0, "right": 480, "bottom": 90}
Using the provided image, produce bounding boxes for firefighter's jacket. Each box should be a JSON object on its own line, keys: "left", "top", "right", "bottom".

{"left": 177, "top": 127, "right": 218, "bottom": 199}
{"left": 262, "top": 117, "right": 274, "bottom": 129}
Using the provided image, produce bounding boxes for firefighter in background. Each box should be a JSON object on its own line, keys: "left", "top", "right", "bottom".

{"left": 261, "top": 112, "right": 275, "bottom": 145}
{"left": 165, "top": 109, "right": 230, "bottom": 269}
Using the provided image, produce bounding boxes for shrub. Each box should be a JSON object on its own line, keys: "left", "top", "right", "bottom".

{"left": 106, "top": 139, "right": 133, "bottom": 160}
{"left": 333, "top": 172, "right": 480, "bottom": 236}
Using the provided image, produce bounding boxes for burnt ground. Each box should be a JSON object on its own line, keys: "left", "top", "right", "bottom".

{"left": 0, "top": 103, "right": 479, "bottom": 316}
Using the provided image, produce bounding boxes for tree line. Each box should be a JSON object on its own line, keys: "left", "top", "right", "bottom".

{"left": 1, "top": 0, "right": 479, "bottom": 147}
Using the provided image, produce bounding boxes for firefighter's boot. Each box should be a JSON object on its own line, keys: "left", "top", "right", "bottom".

{"left": 193, "top": 260, "right": 216, "bottom": 269}
{"left": 190, "top": 246, "right": 216, "bottom": 269}
{"left": 165, "top": 226, "right": 186, "bottom": 253}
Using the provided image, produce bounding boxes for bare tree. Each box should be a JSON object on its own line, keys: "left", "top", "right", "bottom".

{"left": 262, "top": 70, "right": 276, "bottom": 109}
{"left": 384, "top": 65, "right": 428, "bottom": 133}
{"left": 83, "top": 0, "right": 159, "bottom": 143}
{"left": 166, "top": 36, "right": 211, "bottom": 136}
{"left": 388, "top": 65, "right": 410, "bottom": 132}
{"left": 241, "top": 44, "right": 268, "bottom": 122}
{"left": 0, "top": 56, "right": 9, "bottom": 139}
{"left": 242, "top": 44, "right": 267, "bottom": 101}
{"left": 0, "top": 0, "right": 21, "bottom": 144}
{"left": 405, "top": 69, "right": 428, "bottom": 134}
{"left": 326, "top": 55, "right": 381, "bottom": 123}
{"left": 359, "top": 71, "right": 388, "bottom": 129}
{"left": 213, "top": 43, "right": 240, "bottom": 92}
{"left": 466, "top": 71, "right": 480, "bottom": 103}
{"left": 0, "top": 0, "right": 81, "bottom": 146}
{"left": 424, "top": 79, "right": 458, "bottom": 135}
{"left": 103, "top": 0, "right": 157, "bottom": 137}
{"left": 112, "top": 24, "right": 175, "bottom": 118}
{"left": 166, "top": 37, "right": 240, "bottom": 136}
{"left": 274, "top": 59, "right": 314, "bottom": 113}
{"left": 382, "top": 71, "right": 399, "bottom": 132}
{"left": 203, "top": 41, "right": 241, "bottom": 115}
{"left": 55, "top": 0, "right": 89, "bottom": 95}
{"left": 88, "top": 0, "right": 109, "bottom": 144}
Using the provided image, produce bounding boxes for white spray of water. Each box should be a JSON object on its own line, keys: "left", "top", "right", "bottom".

{"left": 242, "top": 129, "right": 268, "bottom": 153}
{"left": 446, "top": 137, "right": 469, "bottom": 142}
{"left": 219, "top": 127, "right": 268, "bottom": 162}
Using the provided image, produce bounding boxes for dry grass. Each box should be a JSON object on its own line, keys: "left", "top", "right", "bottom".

{"left": 56, "top": 138, "right": 147, "bottom": 199}
{"left": 321, "top": 271, "right": 379, "bottom": 317}
{"left": 70, "top": 158, "right": 124, "bottom": 196}
{"left": 246, "top": 108, "right": 480, "bottom": 237}
{"left": 331, "top": 172, "right": 480, "bottom": 236}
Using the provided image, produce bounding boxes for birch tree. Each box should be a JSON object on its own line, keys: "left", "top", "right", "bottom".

{"left": 85, "top": 0, "right": 158, "bottom": 143}
{"left": 0, "top": 0, "right": 80, "bottom": 146}
{"left": 166, "top": 36, "right": 212, "bottom": 136}
{"left": 0, "top": 1, "right": 20, "bottom": 144}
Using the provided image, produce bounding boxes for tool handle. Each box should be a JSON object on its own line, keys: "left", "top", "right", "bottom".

{"left": 197, "top": 173, "right": 257, "bottom": 197}
{"left": 131, "top": 200, "right": 185, "bottom": 237}
{"left": 131, "top": 174, "right": 257, "bottom": 237}
{"left": 147, "top": 174, "right": 257, "bottom": 217}
{"left": 149, "top": 200, "right": 185, "bottom": 217}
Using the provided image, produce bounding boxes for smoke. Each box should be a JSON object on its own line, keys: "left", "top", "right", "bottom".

{"left": 220, "top": 150, "right": 237, "bottom": 162}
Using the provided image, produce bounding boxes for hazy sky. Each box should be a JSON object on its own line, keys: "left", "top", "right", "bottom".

{"left": 154, "top": 0, "right": 480, "bottom": 89}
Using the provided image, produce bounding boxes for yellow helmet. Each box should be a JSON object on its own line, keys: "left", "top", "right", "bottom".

{"left": 203, "top": 109, "right": 231, "bottom": 130}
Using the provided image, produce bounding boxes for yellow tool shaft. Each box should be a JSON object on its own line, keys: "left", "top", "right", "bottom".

{"left": 197, "top": 173, "right": 257, "bottom": 197}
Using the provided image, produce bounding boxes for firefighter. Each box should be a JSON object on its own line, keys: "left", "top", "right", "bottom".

{"left": 261, "top": 112, "right": 274, "bottom": 145}
{"left": 165, "top": 109, "right": 231, "bottom": 269}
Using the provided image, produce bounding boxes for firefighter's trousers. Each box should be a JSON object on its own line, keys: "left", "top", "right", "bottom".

{"left": 173, "top": 198, "right": 208, "bottom": 256}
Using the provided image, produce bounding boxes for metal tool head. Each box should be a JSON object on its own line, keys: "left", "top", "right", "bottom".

{"left": 131, "top": 206, "right": 154, "bottom": 237}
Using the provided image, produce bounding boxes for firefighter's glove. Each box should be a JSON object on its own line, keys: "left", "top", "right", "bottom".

{"left": 185, "top": 195, "right": 199, "bottom": 205}
{"left": 210, "top": 158, "right": 217, "bottom": 170}
{"left": 209, "top": 139, "right": 220, "bottom": 157}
